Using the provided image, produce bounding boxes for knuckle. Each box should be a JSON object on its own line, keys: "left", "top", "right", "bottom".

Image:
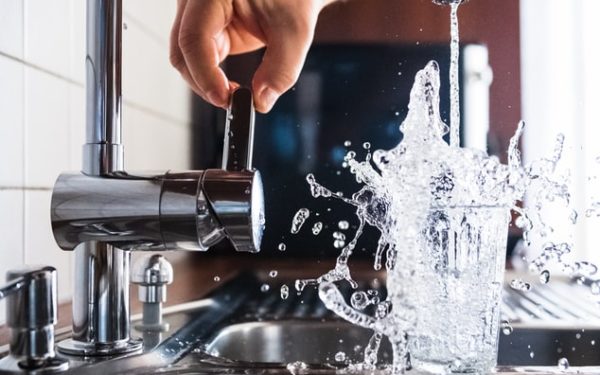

{"left": 177, "top": 31, "right": 200, "bottom": 55}
{"left": 271, "top": 69, "right": 298, "bottom": 92}
{"left": 169, "top": 49, "right": 185, "bottom": 70}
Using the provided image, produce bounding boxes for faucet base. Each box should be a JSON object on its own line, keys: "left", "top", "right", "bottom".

{"left": 57, "top": 338, "right": 142, "bottom": 357}
{"left": 0, "top": 355, "right": 69, "bottom": 373}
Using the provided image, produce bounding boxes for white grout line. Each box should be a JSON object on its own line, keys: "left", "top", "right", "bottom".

{"left": 0, "top": 51, "right": 191, "bottom": 127}
{"left": 0, "top": 186, "right": 52, "bottom": 191}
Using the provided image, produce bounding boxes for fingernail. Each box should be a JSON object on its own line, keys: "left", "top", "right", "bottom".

{"left": 206, "top": 90, "right": 226, "bottom": 108}
{"left": 258, "top": 87, "right": 279, "bottom": 112}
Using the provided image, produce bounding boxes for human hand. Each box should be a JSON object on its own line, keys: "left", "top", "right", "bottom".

{"left": 170, "top": 0, "right": 334, "bottom": 113}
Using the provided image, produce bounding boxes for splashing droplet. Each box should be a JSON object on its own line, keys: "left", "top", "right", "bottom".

{"left": 510, "top": 278, "right": 531, "bottom": 292}
{"left": 501, "top": 320, "right": 513, "bottom": 335}
{"left": 539, "top": 270, "right": 550, "bottom": 284}
{"left": 338, "top": 220, "right": 350, "bottom": 230}
{"left": 557, "top": 357, "right": 569, "bottom": 370}
{"left": 291, "top": 208, "right": 310, "bottom": 234}
{"left": 350, "top": 291, "right": 370, "bottom": 310}
{"left": 280, "top": 284, "right": 289, "bottom": 300}
{"left": 260, "top": 284, "right": 270, "bottom": 293}
{"left": 278, "top": 242, "right": 287, "bottom": 251}
{"left": 312, "top": 222, "right": 323, "bottom": 235}
{"left": 269, "top": 270, "right": 278, "bottom": 278}
{"left": 334, "top": 351, "right": 346, "bottom": 362}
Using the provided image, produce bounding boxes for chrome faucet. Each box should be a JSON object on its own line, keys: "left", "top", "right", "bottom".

{"left": 50, "top": 0, "right": 264, "bottom": 356}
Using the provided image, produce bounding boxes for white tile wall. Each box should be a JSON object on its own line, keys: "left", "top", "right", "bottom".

{"left": 0, "top": 55, "right": 24, "bottom": 186}
{"left": 0, "top": 0, "right": 24, "bottom": 59}
{"left": 0, "top": 1, "right": 192, "bottom": 324}
{"left": 24, "top": 67, "right": 71, "bottom": 187}
{"left": 24, "top": 0, "right": 71, "bottom": 79}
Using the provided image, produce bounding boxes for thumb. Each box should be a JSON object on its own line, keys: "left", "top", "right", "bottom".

{"left": 252, "top": 25, "right": 314, "bottom": 113}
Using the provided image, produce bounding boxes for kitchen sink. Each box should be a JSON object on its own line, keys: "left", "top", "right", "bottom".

{"left": 152, "top": 272, "right": 600, "bottom": 374}
{"left": 6, "top": 272, "right": 600, "bottom": 374}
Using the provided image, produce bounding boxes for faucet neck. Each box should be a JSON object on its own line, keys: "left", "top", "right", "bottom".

{"left": 84, "top": 0, "right": 123, "bottom": 176}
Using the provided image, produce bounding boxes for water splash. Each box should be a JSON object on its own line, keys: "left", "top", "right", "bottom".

{"left": 280, "top": 284, "right": 289, "bottom": 300}
{"left": 292, "top": 56, "right": 591, "bottom": 373}
{"left": 510, "top": 278, "right": 532, "bottom": 292}
{"left": 291, "top": 208, "right": 310, "bottom": 234}
{"left": 312, "top": 222, "right": 323, "bottom": 235}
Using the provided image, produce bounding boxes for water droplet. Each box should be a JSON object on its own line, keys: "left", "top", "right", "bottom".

{"left": 213, "top": 276, "right": 220, "bottom": 282}
{"left": 539, "top": 270, "right": 550, "bottom": 284}
{"left": 363, "top": 142, "right": 371, "bottom": 150}
{"left": 333, "top": 240, "right": 345, "bottom": 249}
{"left": 333, "top": 232, "right": 346, "bottom": 240}
{"left": 344, "top": 140, "right": 352, "bottom": 147}
{"left": 278, "top": 242, "right": 286, "bottom": 251}
{"left": 334, "top": 351, "right": 346, "bottom": 362}
{"left": 260, "top": 284, "right": 270, "bottom": 292}
{"left": 501, "top": 320, "right": 513, "bottom": 335}
{"left": 269, "top": 270, "right": 278, "bottom": 278}
{"left": 280, "top": 284, "right": 289, "bottom": 300}
{"left": 569, "top": 210, "right": 578, "bottom": 224}
{"left": 557, "top": 357, "right": 569, "bottom": 370}
{"left": 591, "top": 340, "right": 596, "bottom": 346}
{"left": 291, "top": 208, "right": 310, "bottom": 234}
{"left": 350, "top": 291, "right": 369, "bottom": 310}
{"left": 286, "top": 361, "right": 308, "bottom": 375}
{"left": 530, "top": 351, "right": 535, "bottom": 358}
{"left": 338, "top": 220, "right": 350, "bottom": 230}
{"left": 295, "top": 279, "right": 307, "bottom": 292}
{"left": 575, "top": 333, "right": 581, "bottom": 339}
{"left": 510, "top": 278, "right": 531, "bottom": 292}
{"left": 312, "top": 222, "right": 323, "bottom": 235}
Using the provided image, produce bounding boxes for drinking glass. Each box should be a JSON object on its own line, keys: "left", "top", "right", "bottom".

{"left": 408, "top": 205, "right": 509, "bottom": 374}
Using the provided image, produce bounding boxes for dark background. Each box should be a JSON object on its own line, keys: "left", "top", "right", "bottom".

{"left": 189, "top": 0, "right": 522, "bottom": 262}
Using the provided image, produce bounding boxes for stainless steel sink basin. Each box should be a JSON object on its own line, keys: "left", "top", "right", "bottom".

{"left": 205, "top": 319, "right": 600, "bottom": 368}
{"left": 206, "top": 320, "right": 393, "bottom": 365}
{"left": 8, "top": 272, "right": 600, "bottom": 374}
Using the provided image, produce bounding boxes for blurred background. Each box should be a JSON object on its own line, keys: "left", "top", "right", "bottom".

{"left": 1, "top": 0, "right": 599, "bottom": 323}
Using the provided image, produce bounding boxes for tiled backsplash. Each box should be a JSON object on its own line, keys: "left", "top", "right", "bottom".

{"left": 0, "top": 0, "right": 192, "bottom": 323}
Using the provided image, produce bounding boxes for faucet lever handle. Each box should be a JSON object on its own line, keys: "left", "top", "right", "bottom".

{"left": 222, "top": 87, "right": 255, "bottom": 171}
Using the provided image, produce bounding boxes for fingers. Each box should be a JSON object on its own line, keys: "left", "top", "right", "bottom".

{"left": 171, "top": 0, "right": 232, "bottom": 108}
{"left": 170, "top": 0, "right": 204, "bottom": 98}
{"left": 252, "top": 20, "right": 315, "bottom": 113}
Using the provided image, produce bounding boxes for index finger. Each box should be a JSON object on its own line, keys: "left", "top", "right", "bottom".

{"left": 178, "top": 0, "right": 232, "bottom": 108}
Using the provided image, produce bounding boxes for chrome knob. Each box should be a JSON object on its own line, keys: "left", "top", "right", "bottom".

{"left": 131, "top": 254, "right": 173, "bottom": 332}
{"left": 131, "top": 254, "right": 173, "bottom": 304}
{"left": 0, "top": 266, "right": 68, "bottom": 372}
